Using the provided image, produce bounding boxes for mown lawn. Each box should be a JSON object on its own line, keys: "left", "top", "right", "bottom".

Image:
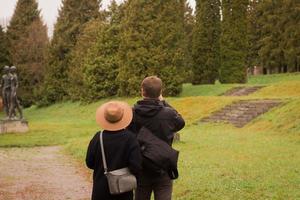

{"left": 0, "top": 73, "right": 299, "bottom": 199}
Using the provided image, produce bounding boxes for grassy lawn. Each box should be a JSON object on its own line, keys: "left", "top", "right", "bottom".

{"left": 248, "top": 72, "right": 300, "bottom": 85}
{"left": 0, "top": 73, "right": 299, "bottom": 199}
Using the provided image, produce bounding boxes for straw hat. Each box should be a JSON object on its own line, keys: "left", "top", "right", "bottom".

{"left": 96, "top": 101, "right": 133, "bottom": 131}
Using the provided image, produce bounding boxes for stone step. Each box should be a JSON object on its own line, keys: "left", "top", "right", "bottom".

{"left": 221, "top": 86, "right": 265, "bottom": 96}
{"left": 200, "top": 99, "right": 282, "bottom": 127}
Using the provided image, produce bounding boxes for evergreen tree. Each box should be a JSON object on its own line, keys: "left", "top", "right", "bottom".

{"left": 13, "top": 19, "right": 48, "bottom": 107}
{"left": 118, "top": 0, "right": 186, "bottom": 96}
{"left": 220, "top": 0, "right": 248, "bottom": 83}
{"left": 6, "top": 0, "right": 40, "bottom": 59}
{"left": 183, "top": 1, "right": 195, "bottom": 82}
{"left": 67, "top": 19, "right": 103, "bottom": 101}
{"left": 192, "top": 0, "right": 221, "bottom": 84}
{"left": 247, "top": 0, "right": 261, "bottom": 70}
{"left": 81, "top": 1, "right": 123, "bottom": 102}
{"left": 6, "top": 0, "right": 48, "bottom": 106}
{"left": 257, "top": 0, "right": 285, "bottom": 74}
{"left": 255, "top": 0, "right": 300, "bottom": 73}
{"left": 42, "top": 0, "right": 101, "bottom": 105}
{"left": 281, "top": 0, "right": 300, "bottom": 72}
{"left": 0, "top": 26, "right": 10, "bottom": 67}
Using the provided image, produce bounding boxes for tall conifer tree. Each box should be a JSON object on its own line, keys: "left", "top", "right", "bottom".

{"left": 220, "top": 0, "right": 248, "bottom": 83}
{"left": 247, "top": 0, "right": 261, "bottom": 70}
{"left": 6, "top": 0, "right": 48, "bottom": 106}
{"left": 118, "top": 0, "right": 185, "bottom": 96}
{"left": 80, "top": 1, "right": 123, "bottom": 102}
{"left": 192, "top": 0, "right": 221, "bottom": 84}
{"left": 0, "top": 26, "right": 10, "bottom": 67}
{"left": 281, "top": 0, "right": 300, "bottom": 72}
{"left": 13, "top": 19, "right": 49, "bottom": 106}
{"left": 67, "top": 19, "right": 103, "bottom": 101}
{"left": 257, "top": 0, "right": 285, "bottom": 74}
{"left": 42, "top": 0, "right": 101, "bottom": 104}
{"left": 7, "top": 0, "right": 40, "bottom": 59}
{"left": 183, "top": 2, "right": 195, "bottom": 82}
{"left": 255, "top": 0, "right": 299, "bottom": 73}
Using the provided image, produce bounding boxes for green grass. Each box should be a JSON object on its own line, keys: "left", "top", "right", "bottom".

{"left": 248, "top": 72, "right": 300, "bottom": 85}
{"left": 181, "top": 73, "right": 300, "bottom": 97}
{"left": 174, "top": 125, "right": 300, "bottom": 200}
{"left": 0, "top": 73, "right": 299, "bottom": 199}
{"left": 180, "top": 83, "right": 237, "bottom": 97}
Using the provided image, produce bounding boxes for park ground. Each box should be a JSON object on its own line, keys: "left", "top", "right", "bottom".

{"left": 0, "top": 73, "right": 300, "bottom": 200}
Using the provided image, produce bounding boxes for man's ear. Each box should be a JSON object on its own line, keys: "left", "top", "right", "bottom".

{"left": 141, "top": 88, "right": 145, "bottom": 98}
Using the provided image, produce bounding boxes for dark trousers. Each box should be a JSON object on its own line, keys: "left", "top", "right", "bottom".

{"left": 135, "top": 174, "right": 173, "bottom": 200}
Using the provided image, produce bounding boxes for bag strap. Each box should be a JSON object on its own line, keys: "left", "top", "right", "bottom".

{"left": 99, "top": 131, "right": 108, "bottom": 174}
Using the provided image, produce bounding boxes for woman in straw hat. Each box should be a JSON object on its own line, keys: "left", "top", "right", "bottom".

{"left": 86, "top": 101, "right": 142, "bottom": 200}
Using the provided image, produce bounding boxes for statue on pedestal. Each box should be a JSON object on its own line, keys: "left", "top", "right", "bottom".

{"left": 9, "top": 66, "right": 23, "bottom": 120}
{"left": 0, "top": 65, "right": 28, "bottom": 134}
{"left": 1, "top": 65, "right": 23, "bottom": 120}
{"left": 1, "top": 66, "right": 11, "bottom": 119}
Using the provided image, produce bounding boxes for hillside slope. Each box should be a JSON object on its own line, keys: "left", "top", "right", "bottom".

{"left": 0, "top": 73, "right": 299, "bottom": 199}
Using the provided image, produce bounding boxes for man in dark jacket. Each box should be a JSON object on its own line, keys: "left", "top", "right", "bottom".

{"left": 128, "top": 76, "right": 185, "bottom": 200}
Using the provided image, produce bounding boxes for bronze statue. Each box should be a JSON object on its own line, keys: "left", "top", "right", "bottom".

{"left": 8, "top": 66, "right": 23, "bottom": 120}
{"left": 1, "top": 66, "right": 12, "bottom": 119}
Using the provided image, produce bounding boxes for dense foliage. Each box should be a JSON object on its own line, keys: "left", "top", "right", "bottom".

{"left": 3, "top": 0, "right": 299, "bottom": 106}
{"left": 41, "top": 0, "right": 101, "bottom": 105}
{"left": 219, "top": 0, "right": 248, "bottom": 83}
{"left": 80, "top": 1, "right": 122, "bottom": 102}
{"left": 0, "top": 26, "right": 10, "bottom": 67}
{"left": 192, "top": 0, "right": 221, "bottom": 84}
{"left": 6, "top": 0, "right": 48, "bottom": 106}
{"left": 256, "top": 0, "right": 300, "bottom": 73}
{"left": 118, "top": 0, "right": 186, "bottom": 96}
{"left": 67, "top": 19, "right": 103, "bottom": 101}
{"left": 183, "top": 2, "right": 195, "bottom": 82}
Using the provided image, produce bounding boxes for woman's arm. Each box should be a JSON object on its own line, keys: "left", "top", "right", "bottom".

{"left": 86, "top": 132, "right": 100, "bottom": 169}
{"left": 128, "top": 133, "right": 142, "bottom": 176}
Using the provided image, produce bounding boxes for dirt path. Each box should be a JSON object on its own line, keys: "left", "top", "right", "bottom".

{"left": 0, "top": 146, "right": 92, "bottom": 200}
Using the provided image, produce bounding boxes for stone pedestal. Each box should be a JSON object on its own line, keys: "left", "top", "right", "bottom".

{"left": 0, "top": 120, "right": 29, "bottom": 134}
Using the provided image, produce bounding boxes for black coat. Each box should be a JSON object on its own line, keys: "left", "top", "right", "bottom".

{"left": 128, "top": 99, "right": 185, "bottom": 176}
{"left": 86, "top": 130, "right": 142, "bottom": 200}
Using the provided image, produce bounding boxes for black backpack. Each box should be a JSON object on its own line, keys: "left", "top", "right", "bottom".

{"left": 137, "top": 126, "right": 179, "bottom": 179}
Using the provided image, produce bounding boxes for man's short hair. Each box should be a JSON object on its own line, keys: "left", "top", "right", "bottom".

{"left": 141, "top": 76, "right": 162, "bottom": 98}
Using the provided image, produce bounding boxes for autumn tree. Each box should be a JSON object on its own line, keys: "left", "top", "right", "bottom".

{"left": 6, "top": 0, "right": 48, "bottom": 106}
{"left": 13, "top": 19, "right": 48, "bottom": 106}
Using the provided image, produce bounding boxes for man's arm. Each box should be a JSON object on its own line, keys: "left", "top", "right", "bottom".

{"left": 161, "top": 100, "right": 185, "bottom": 133}
{"left": 159, "top": 94, "right": 185, "bottom": 132}
{"left": 170, "top": 109, "right": 185, "bottom": 133}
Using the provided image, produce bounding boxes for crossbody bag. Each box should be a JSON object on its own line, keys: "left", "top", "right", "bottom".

{"left": 99, "top": 131, "right": 137, "bottom": 195}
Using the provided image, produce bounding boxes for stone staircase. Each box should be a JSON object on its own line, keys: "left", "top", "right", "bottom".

{"left": 201, "top": 99, "right": 282, "bottom": 127}
{"left": 221, "top": 86, "right": 265, "bottom": 96}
